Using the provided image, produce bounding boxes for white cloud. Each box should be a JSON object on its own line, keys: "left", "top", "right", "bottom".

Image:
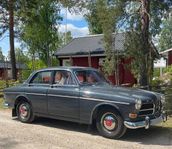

{"left": 59, "top": 24, "right": 89, "bottom": 37}
{"left": 60, "top": 8, "right": 85, "bottom": 21}
{"left": 14, "top": 41, "right": 21, "bottom": 48}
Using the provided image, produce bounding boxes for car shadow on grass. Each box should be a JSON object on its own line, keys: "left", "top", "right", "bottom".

{"left": 14, "top": 117, "right": 172, "bottom": 147}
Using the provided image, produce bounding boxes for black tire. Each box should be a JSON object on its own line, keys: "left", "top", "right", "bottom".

{"left": 96, "top": 109, "right": 127, "bottom": 139}
{"left": 16, "top": 101, "right": 35, "bottom": 123}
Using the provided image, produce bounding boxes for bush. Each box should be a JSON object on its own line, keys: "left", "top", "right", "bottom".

{"left": 164, "top": 87, "right": 172, "bottom": 115}
{"left": 0, "top": 80, "right": 20, "bottom": 90}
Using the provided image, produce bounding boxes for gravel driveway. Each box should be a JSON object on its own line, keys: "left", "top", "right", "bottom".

{"left": 0, "top": 109, "right": 172, "bottom": 149}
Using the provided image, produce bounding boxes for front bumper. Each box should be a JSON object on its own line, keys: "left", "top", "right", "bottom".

{"left": 124, "top": 112, "right": 167, "bottom": 129}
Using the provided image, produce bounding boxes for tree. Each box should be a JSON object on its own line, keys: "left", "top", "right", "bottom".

{"left": 9, "top": 0, "right": 17, "bottom": 80}
{"left": 84, "top": 0, "right": 172, "bottom": 86}
{"left": 84, "top": 2, "right": 103, "bottom": 34}
{"left": 0, "top": 47, "right": 5, "bottom": 61}
{"left": 125, "top": 0, "right": 172, "bottom": 86}
{"left": 19, "top": 0, "right": 62, "bottom": 67}
{"left": 59, "top": 31, "right": 73, "bottom": 46}
{"left": 159, "top": 13, "right": 172, "bottom": 51}
{"left": 0, "top": 0, "right": 17, "bottom": 80}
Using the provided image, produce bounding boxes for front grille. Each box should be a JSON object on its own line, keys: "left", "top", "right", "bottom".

{"left": 154, "top": 100, "right": 162, "bottom": 117}
{"left": 138, "top": 103, "right": 154, "bottom": 116}
{"left": 138, "top": 100, "right": 162, "bottom": 117}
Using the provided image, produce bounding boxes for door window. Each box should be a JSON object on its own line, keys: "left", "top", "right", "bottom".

{"left": 54, "top": 70, "right": 76, "bottom": 85}
{"left": 30, "top": 71, "right": 52, "bottom": 84}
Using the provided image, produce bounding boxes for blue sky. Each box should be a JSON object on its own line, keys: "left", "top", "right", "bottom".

{"left": 0, "top": 9, "right": 89, "bottom": 56}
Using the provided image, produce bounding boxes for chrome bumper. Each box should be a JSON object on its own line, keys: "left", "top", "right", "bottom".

{"left": 124, "top": 112, "right": 167, "bottom": 129}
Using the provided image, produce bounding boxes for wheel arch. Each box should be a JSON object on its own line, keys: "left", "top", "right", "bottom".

{"left": 14, "top": 95, "right": 32, "bottom": 110}
{"left": 90, "top": 103, "right": 123, "bottom": 124}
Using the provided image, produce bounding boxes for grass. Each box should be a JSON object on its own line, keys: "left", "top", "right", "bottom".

{"left": 0, "top": 97, "right": 4, "bottom": 109}
{"left": 161, "top": 116, "right": 172, "bottom": 129}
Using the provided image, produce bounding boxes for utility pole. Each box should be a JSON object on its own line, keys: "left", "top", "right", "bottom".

{"left": 139, "top": 0, "right": 150, "bottom": 88}
{"left": 9, "top": 0, "right": 17, "bottom": 80}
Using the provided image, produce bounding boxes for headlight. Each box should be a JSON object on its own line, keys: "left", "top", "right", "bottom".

{"left": 161, "top": 95, "right": 165, "bottom": 104}
{"left": 135, "top": 99, "right": 142, "bottom": 110}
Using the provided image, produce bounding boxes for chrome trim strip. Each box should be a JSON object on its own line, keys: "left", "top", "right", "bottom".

{"left": 80, "top": 97, "right": 130, "bottom": 105}
{"left": 48, "top": 94, "right": 78, "bottom": 99}
{"left": 25, "top": 93, "right": 46, "bottom": 96}
{"left": 139, "top": 108, "right": 154, "bottom": 112}
{"left": 48, "top": 94, "right": 130, "bottom": 105}
{"left": 4, "top": 92, "right": 22, "bottom": 94}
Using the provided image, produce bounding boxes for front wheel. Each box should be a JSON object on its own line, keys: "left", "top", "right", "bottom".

{"left": 96, "top": 109, "right": 127, "bottom": 139}
{"left": 16, "top": 101, "right": 35, "bottom": 123}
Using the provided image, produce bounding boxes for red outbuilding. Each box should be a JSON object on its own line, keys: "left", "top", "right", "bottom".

{"left": 160, "top": 48, "right": 172, "bottom": 66}
{"left": 54, "top": 33, "right": 158, "bottom": 86}
{"left": 0, "top": 61, "right": 26, "bottom": 80}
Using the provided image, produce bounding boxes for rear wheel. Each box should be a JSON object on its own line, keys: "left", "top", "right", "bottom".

{"left": 96, "top": 109, "right": 127, "bottom": 139}
{"left": 16, "top": 101, "right": 35, "bottom": 123}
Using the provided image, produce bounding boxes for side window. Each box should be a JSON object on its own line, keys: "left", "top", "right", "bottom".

{"left": 30, "top": 71, "right": 52, "bottom": 84}
{"left": 54, "top": 70, "right": 76, "bottom": 86}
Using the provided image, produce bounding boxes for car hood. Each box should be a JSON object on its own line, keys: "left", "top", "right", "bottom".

{"left": 80, "top": 85, "right": 159, "bottom": 103}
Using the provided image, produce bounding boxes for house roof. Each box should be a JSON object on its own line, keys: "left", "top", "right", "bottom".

{"left": 0, "top": 61, "right": 26, "bottom": 69}
{"left": 160, "top": 48, "right": 172, "bottom": 55}
{"left": 54, "top": 33, "right": 125, "bottom": 57}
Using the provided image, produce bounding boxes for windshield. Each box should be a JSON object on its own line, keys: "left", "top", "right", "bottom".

{"left": 75, "top": 69, "right": 109, "bottom": 85}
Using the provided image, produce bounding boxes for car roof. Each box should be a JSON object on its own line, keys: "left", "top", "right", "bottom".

{"left": 35, "top": 66, "right": 98, "bottom": 72}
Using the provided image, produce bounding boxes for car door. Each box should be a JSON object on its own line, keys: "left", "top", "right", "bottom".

{"left": 26, "top": 70, "right": 53, "bottom": 114}
{"left": 47, "top": 70, "right": 80, "bottom": 119}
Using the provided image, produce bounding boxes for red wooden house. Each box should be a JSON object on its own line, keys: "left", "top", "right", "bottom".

{"left": 160, "top": 48, "right": 172, "bottom": 65}
{"left": 54, "top": 33, "right": 158, "bottom": 86}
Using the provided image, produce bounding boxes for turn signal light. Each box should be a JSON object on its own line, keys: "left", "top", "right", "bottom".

{"left": 129, "top": 113, "right": 138, "bottom": 119}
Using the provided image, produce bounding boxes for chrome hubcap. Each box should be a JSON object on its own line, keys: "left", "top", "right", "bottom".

{"left": 102, "top": 114, "right": 116, "bottom": 131}
{"left": 19, "top": 104, "right": 28, "bottom": 119}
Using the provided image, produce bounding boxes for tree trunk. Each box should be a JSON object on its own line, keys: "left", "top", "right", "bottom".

{"left": 139, "top": 0, "right": 150, "bottom": 87}
{"left": 9, "top": 0, "right": 17, "bottom": 80}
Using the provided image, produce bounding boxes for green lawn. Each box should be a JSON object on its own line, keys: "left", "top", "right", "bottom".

{"left": 161, "top": 116, "right": 172, "bottom": 128}
{"left": 0, "top": 97, "right": 4, "bottom": 109}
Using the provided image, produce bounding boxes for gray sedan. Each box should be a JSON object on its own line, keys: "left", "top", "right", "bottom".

{"left": 3, "top": 67, "right": 167, "bottom": 139}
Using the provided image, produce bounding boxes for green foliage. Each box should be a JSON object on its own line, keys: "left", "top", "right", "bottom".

{"left": 151, "top": 78, "right": 163, "bottom": 87}
{"left": 19, "top": 0, "right": 62, "bottom": 66}
{"left": 0, "top": 80, "right": 20, "bottom": 89}
{"left": 124, "top": 32, "right": 144, "bottom": 80}
{"left": 159, "top": 15, "right": 172, "bottom": 51}
{"left": 0, "top": 0, "right": 8, "bottom": 37}
{"left": 84, "top": 2, "right": 103, "bottom": 34}
{"left": 95, "top": 0, "right": 126, "bottom": 77}
{"left": 0, "top": 47, "right": 5, "bottom": 61}
{"left": 149, "top": 0, "right": 172, "bottom": 37}
{"left": 83, "top": 0, "right": 172, "bottom": 86}
{"left": 0, "top": 98, "right": 4, "bottom": 109}
{"left": 164, "top": 87, "right": 172, "bottom": 114}
{"left": 59, "top": 31, "right": 73, "bottom": 45}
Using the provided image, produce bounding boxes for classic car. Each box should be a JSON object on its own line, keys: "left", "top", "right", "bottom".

{"left": 3, "top": 67, "right": 167, "bottom": 139}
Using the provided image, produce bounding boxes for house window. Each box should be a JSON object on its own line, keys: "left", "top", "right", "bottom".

{"left": 62, "top": 59, "right": 71, "bottom": 66}
{"left": 7, "top": 69, "right": 12, "bottom": 79}
{"left": 99, "top": 58, "right": 105, "bottom": 66}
